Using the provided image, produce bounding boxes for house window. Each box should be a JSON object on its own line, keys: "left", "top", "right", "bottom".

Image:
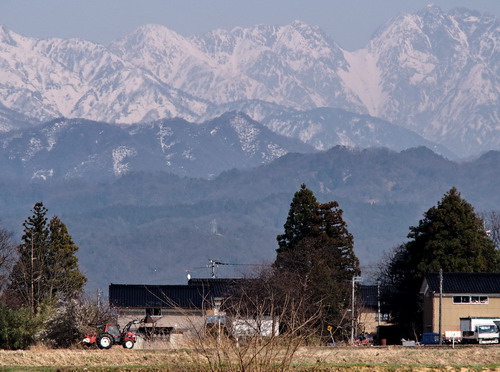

{"left": 146, "top": 308, "right": 162, "bottom": 316}
{"left": 453, "top": 296, "right": 470, "bottom": 304}
{"left": 471, "top": 296, "right": 488, "bottom": 304}
{"left": 452, "top": 296, "right": 488, "bottom": 304}
{"left": 375, "top": 313, "right": 390, "bottom": 321}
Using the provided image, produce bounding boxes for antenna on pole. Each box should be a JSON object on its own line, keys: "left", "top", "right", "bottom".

{"left": 208, "top": 259, "right": 220, "bottom": 278}
{"left": 194, "top": 259, "right": 269, "bottom": 279}
{"left": 207, "top": 259, "right": 232, "bottom": 278}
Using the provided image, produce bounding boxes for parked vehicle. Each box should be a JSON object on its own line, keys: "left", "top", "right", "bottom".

{"left": 83, "top": 320, "right": 140, "bottom": 349}
{"left": 420, "top": 332, "right": 439, "bottom": 345}
{"left": 354, "top": 333, "right": 373, "bottom": 346}
{"left": 460, "top": 317, "right": 500, "bottom": 344}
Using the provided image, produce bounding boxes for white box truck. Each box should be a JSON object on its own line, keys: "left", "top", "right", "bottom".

{"left": 460, "top": 317, "right": 500, "bottom": 344}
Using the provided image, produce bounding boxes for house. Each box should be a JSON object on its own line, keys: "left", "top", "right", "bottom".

{"left": 357, "top": 285, "right": 391, "bottom": 335}
{"left": 420, "top": 273, "right": 500, "bottom": 334}
{"left": 109, "top": 278, "right": 259, "bottom": 347}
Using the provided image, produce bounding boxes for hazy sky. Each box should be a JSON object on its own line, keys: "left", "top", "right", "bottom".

{"left": 1, "top": 0, "right": 498, "bottom": 50}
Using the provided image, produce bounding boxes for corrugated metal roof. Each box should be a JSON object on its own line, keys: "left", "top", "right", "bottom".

{"left": 425, "top": 273, "right": 500, "bottom": 294}
{"left": 109, "top": 284, "right": 207, "bottom": 308}
{"left": 359, "top": 285, "right": 378, "bottom": 308}
{"left": 109, "top": 279, "right": 245, "bottom": 309}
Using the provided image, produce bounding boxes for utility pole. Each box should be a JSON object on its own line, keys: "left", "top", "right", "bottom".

{"left": 377, "top": 280, "right": 381, "bottom": 328}
{"left": 97, "top": 288, "right": 101, "bottom": 308}
{"left": 351, "top": 275, "right": 356, "bottom": 345}
{"left": 376, "top": 279, "right": 382, "bottom": 346}
{"left": 31, "top": 238, "right": 35, "bottom": 315}
{"left": 439, "top": 269, "right": 443, "bottom": 345}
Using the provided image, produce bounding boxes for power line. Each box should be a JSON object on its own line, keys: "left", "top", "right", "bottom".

{"left": 191, "top": 259, "right": 270, "bottom": 278}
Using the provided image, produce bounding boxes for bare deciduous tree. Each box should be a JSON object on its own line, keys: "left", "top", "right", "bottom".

{"left": 0, "top": 226, "right": 16, "bottom": 293}
{"left": 186, "top": 272, "right": 325, "bottom": 372}
{"left": 481, "top": 210, "right": 500, "bottom": 250}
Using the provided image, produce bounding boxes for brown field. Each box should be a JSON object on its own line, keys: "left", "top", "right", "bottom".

{"left": 0, "top": 345, "right": 499, "bottom": 371}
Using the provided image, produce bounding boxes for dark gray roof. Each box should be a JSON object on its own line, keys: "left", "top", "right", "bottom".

{"left": 109, "top": 278, "right": 244, "bottom": 309}
{"left": 359, "top": 285, "right": 378, "bottom": 308}
{"left": 424, "top": 273, "right": 500, "bottom": 294}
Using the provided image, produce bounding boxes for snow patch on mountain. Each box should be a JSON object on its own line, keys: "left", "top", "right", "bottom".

{"left": 339, "top": 49, "right": 386, "bottom": 117}
{"left": 23, "top": 137, "right": 44, "bottom": 162}
{"left": 265, "top": 143, "right": 287, "bottom": 160}
{"left": 112, "top": 146, "right": 137, "bottom": 176}
{"left": 32, "top": 169, "right": 54, "bottom": 181}
{"left": 157, "top": 125, "right": 177, "bottom": 152}
{"left": 230, "top": 114, "right": 260, "bottom": 155}
{"left": 42, "top": 119, "right": 72, "bottom": 150}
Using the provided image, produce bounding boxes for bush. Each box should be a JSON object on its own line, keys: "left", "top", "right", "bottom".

{"left": 0, "top": 303, "right": 39, "bottom": 349}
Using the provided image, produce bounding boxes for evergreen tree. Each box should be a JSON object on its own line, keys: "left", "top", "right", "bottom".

{"left": 8, "top": 202, "right": 50, "bottom": 314}
{"left": 274, "top": 185, "right": 360, "bottom": 335}
{"left": 383, "top": 187, "right": 500, "bottom": 335}
{"left": 47, "top": 216, "right": 86, "bottom": 302}
{"left": 8, "top": 203, "right": 87, "bottom": 314}
{"left": 276, "top": 184, "right": 319, "bottom": 256}
{"left": 0, "top": 302, "right": 40, "bottom": 349}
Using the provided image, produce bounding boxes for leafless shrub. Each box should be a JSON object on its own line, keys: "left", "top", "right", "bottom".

{"left": 0, "top": 226, "right": 16, "bottom": 293}
{"left": 481, "top": 210, "right": 500, "bottom": 249}
{"left": 181, "top": 271, "right": 326, "bottom": 372}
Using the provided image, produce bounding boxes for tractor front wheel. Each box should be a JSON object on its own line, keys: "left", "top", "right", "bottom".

{"left": 97, "top": 333, "right": 113, "bottom": 349}
{"left": 123, "top": 340, "right": 134, "bottom": 349}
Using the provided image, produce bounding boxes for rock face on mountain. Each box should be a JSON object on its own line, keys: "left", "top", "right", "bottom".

{"left": 358, "top": 6, "right": 499, "bottom": 157}
{"left": 260, "top": 107, "right": 455, "bottom": 158}
{"left": 0, "top": 6, "right": 498, "bottom": 157}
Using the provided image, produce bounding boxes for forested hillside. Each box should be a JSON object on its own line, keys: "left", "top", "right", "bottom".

{"left": 0, "top": 146, "right": 498, "bottom": 290}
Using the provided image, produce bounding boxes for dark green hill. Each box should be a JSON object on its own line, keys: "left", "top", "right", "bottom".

{"left": 1, "top": 146, "right": 498, "bottom": 291}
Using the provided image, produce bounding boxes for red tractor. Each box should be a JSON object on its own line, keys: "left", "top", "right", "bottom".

{"left": 83, "top": 320, "right": 140, "bottom": 349}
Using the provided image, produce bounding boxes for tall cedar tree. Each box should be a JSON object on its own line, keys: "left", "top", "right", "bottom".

{"left": 8, "top": 202, "right": 50, "bottom": 314}
{"left": 47, "top": 216, "right": 87, "bottom": 302}
{"left": 276, "top": 184, "right": 319, "bottom": 255}
{"left": 274, "top": 184, "right": 360, "bottom": 334}
{"left": 384, "top": 187, "right": 500, "bottom": 335}
{"left": 8, "top": 203, "right": 86, "bottom": 314}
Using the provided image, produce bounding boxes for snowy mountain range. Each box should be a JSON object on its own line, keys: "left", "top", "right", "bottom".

{"left": 0, "top": 5, "right": 498, "bottom": 158}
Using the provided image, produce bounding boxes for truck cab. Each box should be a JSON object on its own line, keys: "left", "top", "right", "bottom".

{"left": 461, "top": 317, "right": 500, "bottom": 344}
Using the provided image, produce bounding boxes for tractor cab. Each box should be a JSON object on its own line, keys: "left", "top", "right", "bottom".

{"left": 105, "top": 324, "right": 121, "bottom": 341}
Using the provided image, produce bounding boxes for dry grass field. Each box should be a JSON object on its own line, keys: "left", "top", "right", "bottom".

{"left": 0, "top": 345, "right": 498, "bottom": 371}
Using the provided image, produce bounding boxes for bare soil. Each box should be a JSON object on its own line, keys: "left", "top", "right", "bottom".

{"left": 0, "top": 345, "right": 498, "bottom": 371}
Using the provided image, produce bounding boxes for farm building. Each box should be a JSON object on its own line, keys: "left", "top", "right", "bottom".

{"left": 357, "top": 285, "right": 391, "bottom": 334}
{"left": 109, "top": 278, "right": 278, "bottom": 347}
{"left": 420, "top": 272, "right": 500, "bottom": 334}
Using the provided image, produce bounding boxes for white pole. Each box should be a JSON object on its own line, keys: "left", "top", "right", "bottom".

{"left": 351, "top": 276, "right": 355, "bottom": 345}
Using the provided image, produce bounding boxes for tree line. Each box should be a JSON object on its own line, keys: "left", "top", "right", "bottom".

{"left": 252, "top": 185, "right": 499, "bottom": 342}
{"left": 0, "top": 184, "right": 498, "bottom": 349}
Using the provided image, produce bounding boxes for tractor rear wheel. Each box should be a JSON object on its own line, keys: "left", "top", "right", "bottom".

{"left": 123, "top": 340, "right": 134, "bottom": 349}
{"left": 97, "top": 333, "right": 113, "bottom": 349}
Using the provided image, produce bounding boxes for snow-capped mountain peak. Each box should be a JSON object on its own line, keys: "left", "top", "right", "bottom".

{"left": 0, "top": 8, "right": 498, "bottom": 157}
